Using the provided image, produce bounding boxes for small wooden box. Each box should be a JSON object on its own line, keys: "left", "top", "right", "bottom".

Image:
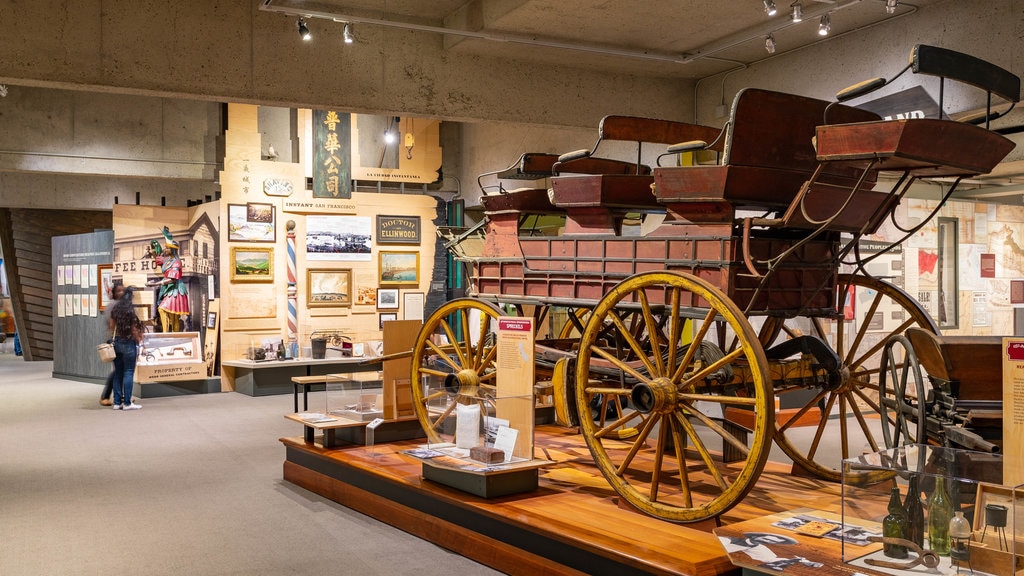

{"left": 470, "top": 446, "right": 505, "bottom": 464}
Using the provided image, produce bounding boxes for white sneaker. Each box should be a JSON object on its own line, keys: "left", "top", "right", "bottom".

{"left": 123, "top": 403, "right": 142, "bottom": 410}
{"left": 112, "top": 404, "right": 122, "bottom": 410}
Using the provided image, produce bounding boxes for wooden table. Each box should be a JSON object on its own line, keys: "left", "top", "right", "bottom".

{"left": 222, "top": 356, "right": 382, "bottom": 397}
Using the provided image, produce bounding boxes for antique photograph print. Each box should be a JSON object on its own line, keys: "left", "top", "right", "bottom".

{"left": 307, "top": 268, "right": 353, "bottom": 308}
{"left": 306, "top": 215, "right": 372, "bottom": 261}
{"left": 377, "top": 288, "right": 399, "bottom": 310}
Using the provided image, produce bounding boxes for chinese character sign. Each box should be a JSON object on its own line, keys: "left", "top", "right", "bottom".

{"left": 313, "top": 110, "right": 352, "bottom": 199}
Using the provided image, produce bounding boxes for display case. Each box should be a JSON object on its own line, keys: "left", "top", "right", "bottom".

{"left": 227, "top": 332, "right": 289, "bottom": 362}
{"left": 325, "top": 370, "right": 384, "bottom": 421}
{"left": 842, "top": 444, "right": 1023, "bottom": 575}
{"left": 135, "top": 331, "right": 206, "bottom": 382}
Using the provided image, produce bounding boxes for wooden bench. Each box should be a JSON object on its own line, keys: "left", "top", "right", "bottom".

{"left": 548, "top": 115, "right": 722, "bottom": 233}
{"left": 651, "top": 88, "right": 881, "bottom": 229}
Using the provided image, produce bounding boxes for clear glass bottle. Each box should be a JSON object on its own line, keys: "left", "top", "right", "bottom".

{"left": 883, "top": 486, "right": 909, "bottom": 558}
{"left": 928, "top": 475, "right": 952, "bottom": 556}
{"left": 903, "top": 474, "right": 925, "bottom": 547}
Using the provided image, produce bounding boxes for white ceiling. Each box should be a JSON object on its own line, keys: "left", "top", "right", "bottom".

{"left": 261, "top": 0, "right": 948, "bottom": 80}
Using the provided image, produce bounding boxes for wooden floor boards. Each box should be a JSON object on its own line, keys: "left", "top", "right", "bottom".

{"left": 281, "top": 425, "right": 846, "bottom": 576}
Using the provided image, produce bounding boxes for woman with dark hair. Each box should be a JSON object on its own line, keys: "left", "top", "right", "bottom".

{"left": 100, "top": 282, "right": 126, "bottom": 406}
{"left": 108, "top": 286, "right": 143, "bottom": 410}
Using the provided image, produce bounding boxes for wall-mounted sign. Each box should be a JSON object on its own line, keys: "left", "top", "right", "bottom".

{"left": 981, "top": 253, "right": 996, "bottom": 278}
{"left": 376, "top": 215, "right": 421, "bottom": 245}
{"left": 262, "top": 178, "right": 294, "bottom": 197}
{"left": 313, "top": 110, "right": 352, "bottom": 199}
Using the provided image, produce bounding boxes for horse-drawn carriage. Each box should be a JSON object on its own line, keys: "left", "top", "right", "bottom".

{"left": 413, "top": 45, "right": 1020, "bottom": 524}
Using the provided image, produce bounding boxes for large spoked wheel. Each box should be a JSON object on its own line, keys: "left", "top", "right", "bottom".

{"left": 410, "top": 298, "right": 502, "bottom": 444}
{"left": 575, "top": 271, "right": 772, "bottom": 523}
{"left": 878, "top": 334, "right": 927, "bottom": 449}
{"left": 765, "top": 273, "right": 938, "bottom": 482}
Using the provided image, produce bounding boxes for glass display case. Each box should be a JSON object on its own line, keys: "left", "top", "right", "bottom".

{"left": 227, "top": 332, "right": 289, "bottom": 362}
{"left": 842, "top": 444, "right": 1022, "bottom": 575}
{"left": 135, "top": 331, "right": 206, "bottom": 382}
{"left": 325, "top": 370, "right": 384, "bottom": 421}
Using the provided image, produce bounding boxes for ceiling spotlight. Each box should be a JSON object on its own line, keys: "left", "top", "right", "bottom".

{"left": 818, "top": 13, "right": 831, "bottom": 36}
{"left": 343, "top": 23, "right": 354, "bottom": 44}
{"left": 886, "top": 0, "right": 899, "bottom": 14}
{"left": 297, "top": 18, "right": 311, "bottom": 41}
{"left": 790, "top": 1, "right": 803, "bottom": 22}
{"left": 764, "top": 34, "right": 777, "bottom": 54}
{"left": 763, "top": 0, "right": 777, "bottom": 16}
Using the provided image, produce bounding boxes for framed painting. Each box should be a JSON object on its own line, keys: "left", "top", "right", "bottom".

{"left": 97, "top": 264, "right": 114, "bottom": 310}
{"left": 377, "top": 288, "right": 399, "bottom": 310}
{"left": 379, "top": 251, "right": 419, "bottom": 285}
{"left": 228, "top": 203, "right": 276, "bottom": 242}
{"left": 230, "top": 247, "right": 274, "bottom": 282}
{"left": 307, "top": 268, "right": 352, "bottom": 308}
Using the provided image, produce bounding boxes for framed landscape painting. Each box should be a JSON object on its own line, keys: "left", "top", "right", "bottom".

{"left": 307, "top": 269, "right": 352, "bottom": 308}
{"left": 378, "top": 251, "right": 419, "bottom": 286}
{"left": 230, "top": 247, "right": 274, "bottom": 282}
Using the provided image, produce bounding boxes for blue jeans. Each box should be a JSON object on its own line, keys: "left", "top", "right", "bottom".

{"left": 112, "top": 338, "right": 138, "bottom": 405}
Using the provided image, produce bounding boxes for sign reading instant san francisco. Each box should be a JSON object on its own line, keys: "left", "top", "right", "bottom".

{"left": 375, "top": 215, "right": 421, "bottom": 245}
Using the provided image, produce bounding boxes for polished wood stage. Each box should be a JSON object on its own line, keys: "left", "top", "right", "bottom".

{"left": 281, "top": 426, "right": 847, "bottom": 576}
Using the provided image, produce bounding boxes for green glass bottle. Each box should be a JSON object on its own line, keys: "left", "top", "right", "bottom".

{"left": 883, "top": 486, "right": 909, "bottom": 558}
{"left": 928, "top": 475, "right": 952, "bottom": 556}
{"left": 903, "top": 474, "right": 925, "bottom": 547}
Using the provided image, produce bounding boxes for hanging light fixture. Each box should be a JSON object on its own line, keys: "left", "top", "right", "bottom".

{"left": 790, "top": 1, "right": 803, "bottom": 23}
{"left": 886, "top": 0, "right": 899, "bottom": 14}
{"left": 763, "top": 0, "right": 777, "bottom": 17}
{"left": 343, "top": 22, "right": 354, "bottom": 44}
{"left": 297, "top": 18, "right": 311, "bottom": 41}
{"left": 818, "top": 13, "right": 831, "bottom": 36}
{"left": 764, "top": 33, "right": 777, "bottom": 54}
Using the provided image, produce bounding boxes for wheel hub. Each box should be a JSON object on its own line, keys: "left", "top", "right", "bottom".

{"left": 631, "top": 377, "right": 678, "bottom": 414}
{"left": 444, "top": 368, "right": 480, "bottom": 396}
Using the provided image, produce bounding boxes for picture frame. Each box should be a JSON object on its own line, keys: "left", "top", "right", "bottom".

{"left": 228, "top": 203, "right": 276, "bottom": 243}
{"left": 403, "top": 292, "right": 425, "bottom": 321}
{"left": 378, "top": 250, "right": 419, "bottom": 285}
{"left": 377, "top": 288, "right": 399, "bottom": 310}
{"left": 230, "top": 247, "right": 274, "bottom": 282}
{"left": 306, "top": 268, "right": 353, "bottom": 308}
{"left": 379, "top": 312, "right": 397, "bottom": 329}
{"left": 97, "top": 264, "right": 114, "bottom": 310}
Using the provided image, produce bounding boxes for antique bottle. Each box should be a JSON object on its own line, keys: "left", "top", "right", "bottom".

{"left": 277, "top": 341, "right": 286, "bottom": 360}
{"left": 928, "top": 475, "right": 953, "bottom": 555}
{"left": 903, "top": 474, "right": 925, "bottom": 548}
{"left": 882, "top": 486, "right": 909, "bottom": 558}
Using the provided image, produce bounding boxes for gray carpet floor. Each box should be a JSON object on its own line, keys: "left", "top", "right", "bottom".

{"left": 0, "top": 354, "right": 500, "bottom": 575}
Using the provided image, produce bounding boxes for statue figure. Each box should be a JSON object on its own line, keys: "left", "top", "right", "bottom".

{"left": 147, "top": 226, "right": 189, "bottom": 332}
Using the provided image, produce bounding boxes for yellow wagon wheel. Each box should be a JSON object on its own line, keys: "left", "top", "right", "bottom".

{"left": 575, "top": 271, "right": 772, "bottom": 523}
{"left": 764, "top": 273, "right": 938, "bottom": 482}
{"left": 410, "top": 298, "right": 503, "bottom": 444}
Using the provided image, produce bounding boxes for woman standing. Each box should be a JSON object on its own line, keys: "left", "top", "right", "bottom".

{"left": 100, "top": 282, "right": 126, "bottom": 406}
{"left": 108, "top": 287, "right": 143, "bottom": 410}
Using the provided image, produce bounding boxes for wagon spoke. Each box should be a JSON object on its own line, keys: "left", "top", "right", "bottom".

{"left": 676, "top": 393, "right": 759, "bottom": 407}
{"left": 775, "top": 388, "right": 828, "bottom": 433}
{"left": 650, "top": 421, "right": 669, "bottom": 502}
{"left": 636, "top": 289, "right": 666, "bottom": 376}
{"left": 675, "top": 411, "right": 727, "bottom": 491}
{"left": 426, "top": 338, "right": 461, "bottom": 372}
{"left": 806, "top": 392, "right": 839, "bottom": 462}
{"left": 594, "top": 409, "right": 645, "bottom": 439}
{"left": 667, "top": 288, "right": 682, "bottom": 377}
{"left": 672, "top": 308, "right": 718, "bottom": 383}
{"left": 684, "top": 402, "right": 751, "bottom": 456}
{"left": 614, "top": 413, "right": 659, "bottom": 476}
{"left": 440, "top": 318, "right": 469, "bottom": 369}
{"left": 608, "top": 310, "right": 659, "bottom": 377}
{"left": 670, "top": 415, "right": 694, "bottom": 508}
{"left": 590, "top": 345, "right": 651, "bottom": 384}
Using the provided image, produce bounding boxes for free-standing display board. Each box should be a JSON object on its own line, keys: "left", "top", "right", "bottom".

{"left": 383, "top": 319, "right": 420, "bottom": 420}
{"left": 1004, "top": 337, "right": 1024, "bottom": 485}
{"left": 496, "top": 317, "right": 535, "bottom": 460}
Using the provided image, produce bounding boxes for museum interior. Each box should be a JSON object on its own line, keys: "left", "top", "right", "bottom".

{"left": 5, "top": 1, "right": 1024, "bottom": 575}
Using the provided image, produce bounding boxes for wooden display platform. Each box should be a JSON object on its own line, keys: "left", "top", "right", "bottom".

{"left": 281, "top": 426, "right": 849, "bottom": 576}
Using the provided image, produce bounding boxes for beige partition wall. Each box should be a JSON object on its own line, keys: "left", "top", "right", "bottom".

{"left": 218, "top": 104, "right": 439, "bottom": 389}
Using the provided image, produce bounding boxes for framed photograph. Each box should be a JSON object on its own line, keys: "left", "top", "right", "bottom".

{"left": 377, "top": 288, "right": 399, "bottom": 310}
{"left": 228, "top": 203, "right": 276, "bottom": 242}
{"left": 379, "top": 251, "right": 419, "bottom": 285}
{"left": 206, "top": 312, "right": 217, "bottom": 329}
{"left": 230, "top": 247, "right": 274, "bottom": 282}
{"left": 376, "top": 215, "right": 421, "bottom": 245}
{"left": 379, "top": 312, "right": 397, "bottom": 329}
{"left": 97, "top": 264, "right": 114, "bottom": 310}
{"left": 306, "top": 215, "right": 371, "bottom": 261}
{"left": 306, "top": 268, "right": 352, "bottom": 308}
